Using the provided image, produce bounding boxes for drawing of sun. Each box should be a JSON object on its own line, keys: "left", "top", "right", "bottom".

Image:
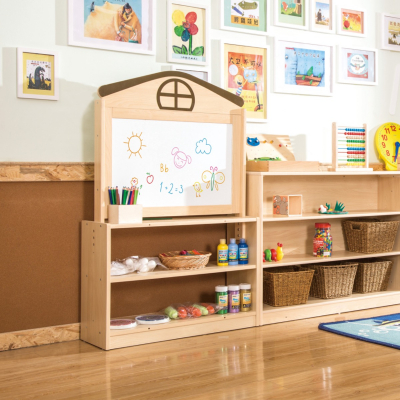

{"left": 124, "top": 132, "right": 146, "bottom": 159}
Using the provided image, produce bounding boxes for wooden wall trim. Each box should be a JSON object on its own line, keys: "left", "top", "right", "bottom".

{"left": 0, "top": 163, "right": 94, "bottom": 182}
{"left": 0, "top": 323, "right": 80, "bottom": 352}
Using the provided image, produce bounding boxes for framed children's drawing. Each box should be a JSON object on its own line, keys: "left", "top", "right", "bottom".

{"left": 274, "top": 0, "right": 308, "bottom": 30}
{"left": 274, "top": 38, "right": 334, "bottom": 97}
{"left": 338, "top": 46, "right": 378, "bottom": 86}
{"left": 220, "top": 0, "right": 269, "bottom": 36}
{"left": 17, "top": 48, "right": 59, "bottom": 101}
{"left": 310, "top": 0, "right": 334, "bottom": 34}
{"left": 167, "top": 1, "right": 210, "bottom": 66}
{"left": 337, "top": 7, "right": 366, "bottom": 37}
{"left": 68, "top": 0, "right": 155, "bottom": 55}
{"left": 164, "top": 65, "right": 211, "bottom": 82}
{"left": 220, "top": 40, "right": 269, "bottom": 122}
{"left": 381, "top": 13, "right": 400, "bottom": 52}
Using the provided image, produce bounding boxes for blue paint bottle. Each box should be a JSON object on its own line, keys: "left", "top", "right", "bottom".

{"left": 238, "top": 238, "right": 249, "bottom": 265}
{"left": 228, "top": 238, "right": 238, "bottom": 266}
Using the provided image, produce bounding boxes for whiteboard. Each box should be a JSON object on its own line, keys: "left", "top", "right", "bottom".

{"left": 112, "top": 119, "right": 233, "bottom": 208}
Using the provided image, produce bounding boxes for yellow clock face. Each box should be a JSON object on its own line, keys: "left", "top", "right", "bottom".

{"left": 375, "top": 122, "right": 400, "bottom": 171}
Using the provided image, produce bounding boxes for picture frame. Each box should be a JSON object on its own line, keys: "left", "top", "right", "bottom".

{"left": 338, "top": 46, "right": 378, "bottom": 86}
{"left": 167, "top": 0, "right": 210, "bottom": 66}
{"left": 274, "top": 0, "right": 308, "bottom": 30}
{"left": 381, "top": 13, "right": 400, "bottom": 52}
{"left": 310, "top": 0, "right": 334, "bottom": 34}
{"left": 219, "top": 0, "right": 269, "bottom": 36}
{"left": 17, "top": 48, "right": 59, "bottom": 101}
{"left": 337, "top": 6, "right": 366, "bottom": 37}
{"left": 68, "top": 0, "right": 156, "bottom": 55}
{"left": 220, "top": 40, "right": 269, "bottom": 123}
{"left": 163, "top": 65, "right": 211, "bottom": 82}
{"left": 274, "top": 37, "right": 334, "bottom": 97}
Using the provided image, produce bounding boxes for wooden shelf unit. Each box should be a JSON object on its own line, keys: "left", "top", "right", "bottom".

{"left": 247, "top": 171, "right": 400, "bottom": 325}
{"left": 81, "top": 217, "right": 261, "bottom": 350}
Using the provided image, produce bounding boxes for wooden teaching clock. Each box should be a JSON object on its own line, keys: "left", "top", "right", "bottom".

{"left": 375, "top": 122, "right": 400, "bottom": 171}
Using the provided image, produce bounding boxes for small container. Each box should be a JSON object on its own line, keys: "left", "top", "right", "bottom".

{"left": 239, "top": 283, "right": 252, "bottom": 312}
{"left": 228, "top": 284, "right": 240, "bottom": 313}
{"left": 228, "top": 238, "right": 238, "bottom": 266}
{"left": 217, "top": 239, "right": 229, "bottom": 266}
{"left": 215, "top": 285, "right": 228, "bottom": 314}
{"left": 238, "top": 238, "right": 249, "bottom": 264}
{"left": 313, "top": 223, "right": 332, "bottom": 257}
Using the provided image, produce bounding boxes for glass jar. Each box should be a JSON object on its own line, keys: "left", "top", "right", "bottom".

{"left": 313, "top": 223, "right": 332, "bottom": 257}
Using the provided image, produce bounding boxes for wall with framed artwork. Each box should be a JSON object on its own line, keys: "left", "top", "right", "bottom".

{"left": 381, "top": 13, "right": 400, "bottom": 52}
{"left": 310, "top": 0, "right": 335, "bottom": 34}
{"left": 337, "top": 6, "right": 366, "bottom": 38}
{"left": 274, "top": 0, "right": 309, "bottom": 30}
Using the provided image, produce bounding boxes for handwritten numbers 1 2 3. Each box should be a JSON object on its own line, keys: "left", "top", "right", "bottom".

{"left": 160, "top": 182, "right": 184, "bottom": 194}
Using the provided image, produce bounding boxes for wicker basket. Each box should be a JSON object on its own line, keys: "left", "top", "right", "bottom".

{"left": 302, "top": 263, "right": 358, "bottom": 299}
{"left": 352, "top": 259, "right": 393, "bottom": 293}
{"left": 158, "top": 251, "right": 211, "bottom": 270}
{"left": 342, "top": 219, "right": 400, "bottom": 254}
{"left": 263, "top": 267, "right": 314, "bottom": 307}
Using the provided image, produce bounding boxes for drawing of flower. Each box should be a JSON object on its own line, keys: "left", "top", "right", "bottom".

{"left": 172, "top": 9, "right": 204, "bottom": 57}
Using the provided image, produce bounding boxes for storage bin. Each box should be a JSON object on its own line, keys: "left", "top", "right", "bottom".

{"left": 159, "top": 251, "right": 211, "bottom": 270}
{"left": 342, "top": 219, "right": 400, "bottom": 254}
{"left": 352, "top": 259, "right": 392, "bottom": 293}
{"left": 302, "top": 263, "right": 358, "bottom": 299}
{"left": 263, "top": 267, "right": 314, "bottom": 307}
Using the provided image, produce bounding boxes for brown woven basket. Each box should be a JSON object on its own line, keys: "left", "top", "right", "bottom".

{"left": 158, "top": 251, "right": 211, "bottom": 270}
{"left": 302, "top": 263, "right": 358, "bottom": 299}
{"left": 263, "top": 267, "right": 314, "bottom": 307}
{"left": 352, "top": 259, "right": 393, "bottom": 293}
{"left": 342, "top": 219, "right": 400, "bottom": 254}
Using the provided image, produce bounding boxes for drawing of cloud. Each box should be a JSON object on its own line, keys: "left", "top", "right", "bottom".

{"left": 195, "top": 138, "right": 212, "bottom": 155}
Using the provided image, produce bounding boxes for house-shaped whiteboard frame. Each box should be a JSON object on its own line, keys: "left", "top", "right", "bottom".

{"left": 95, "top": 71, "right": 246, "bottom": 222}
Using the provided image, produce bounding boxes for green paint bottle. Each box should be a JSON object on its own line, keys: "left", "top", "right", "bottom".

{"left": 215, "top": 285, "right": 228, "bottom": 314}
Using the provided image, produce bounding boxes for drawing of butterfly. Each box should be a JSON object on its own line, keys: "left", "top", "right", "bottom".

{"left": 202, "top": 166, "right": 225, "bottom": 191}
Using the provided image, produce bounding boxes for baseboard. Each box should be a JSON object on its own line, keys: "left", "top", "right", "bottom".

{"left": 0, "top": 323, "right": 80, "bottom": 352}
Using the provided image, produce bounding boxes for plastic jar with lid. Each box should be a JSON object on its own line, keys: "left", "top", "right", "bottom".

{"left": 239, "top": 283, "right": 252, "bottom": 312}
{"left": 313, "top": 223, "right": 332, "bottom": 257}
{"left": 228, "top": 284, "right": 240, "bottom": 313}
{"left": 215, "top": 285, "right": 228, "bottom": 314}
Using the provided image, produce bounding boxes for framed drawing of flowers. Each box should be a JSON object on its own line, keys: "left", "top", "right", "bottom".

{"left": 68, "top": 0, "right": 155, "bottom": 55}
{"left": 220, "top": 40, "right": 269, "bottom": 122}
{"left": 17, "top": 48, "right": 59, "bottom": 101}
{"left": 220, "top": 0, "right": 269, "bottom": 36}
{"left": 338, "top": 46, "right": 378, "bottom": 86}
{"left": 337, "top": 7, "right": 366, "bottom": 37}
{"left": 274, "top": 38, "right": 334, "bottom": 97}
{"left": 167, "top": 1, "right": 210, "bottom": 66}
{"left": 310, "top": 0, "right": 334, "bottom": 34}
{"left": 274, "top": 0, "right": 308, "bottom": 30}
{"left": 381, "top": 13, "right": 400, "bottom": 52}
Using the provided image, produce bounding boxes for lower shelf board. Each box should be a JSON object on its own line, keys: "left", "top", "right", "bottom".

{"left": 107, "top": 311, "right": 257, "bottom": 350}
{"left": 263, "top": 250, "right": 400, "bottom": 268}
{"left": 262, "top": 291, "right": 400, "bottom": 325}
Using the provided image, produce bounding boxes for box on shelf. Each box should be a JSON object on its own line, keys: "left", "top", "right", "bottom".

{"left": 108, "top": 205, "right": 143, "bottom": 224}
{"left": 273, "top": 195, "right": 302, "bottom": 217}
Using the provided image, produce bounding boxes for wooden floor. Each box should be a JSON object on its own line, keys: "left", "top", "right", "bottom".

{"left": 1, "top": 306, "right": 400, "bottom": 399}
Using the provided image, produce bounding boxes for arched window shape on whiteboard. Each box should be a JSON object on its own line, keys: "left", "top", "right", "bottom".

{"left": 157, "top": 79, "right": 195, "bottom": 111}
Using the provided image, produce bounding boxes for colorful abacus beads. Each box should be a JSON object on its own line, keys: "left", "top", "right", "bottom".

{"left": 337, "top": 127, "right": 366, "bottom": 168}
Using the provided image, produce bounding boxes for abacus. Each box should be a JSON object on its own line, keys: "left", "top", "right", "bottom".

{"left": 332, "top": 123, "right": 373, "bottom": 171}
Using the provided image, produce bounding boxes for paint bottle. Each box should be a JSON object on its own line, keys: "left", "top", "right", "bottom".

{"left": 217, "top": 239, "right": 229, "bottom": 266}
{"left": 239, "top": 283, "right": 252, "bottom": 312}
{"left": 238, "top": 238, "right": 249, "bottom": 264}
{"left": 215, "top": 285, "right": 228, "bottom": 314}
{"left": 228, "top": 238, "right": 239, "bottom": 266}
{"left": 228, "top": 285, "right": 240, "bottom": 313}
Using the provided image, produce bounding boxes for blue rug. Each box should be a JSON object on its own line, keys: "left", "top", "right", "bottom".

{"left": 319, "top": 313, "right": 400, "bottom": 350}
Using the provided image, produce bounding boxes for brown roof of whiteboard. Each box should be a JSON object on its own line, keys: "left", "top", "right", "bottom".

{"left": 97, "top": 71, "right": 244, "bottom": 108}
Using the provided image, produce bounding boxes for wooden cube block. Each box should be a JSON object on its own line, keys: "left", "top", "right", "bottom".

{"left": 273, "top": 195, "right": 302, "bottom": 217}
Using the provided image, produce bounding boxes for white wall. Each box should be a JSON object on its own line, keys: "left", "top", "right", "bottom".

{"left": 1, "top": 0, "right": 400, "bottom": 162}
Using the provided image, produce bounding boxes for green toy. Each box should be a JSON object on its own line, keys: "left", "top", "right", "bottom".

{"left": 318, "top": 201, "right": 348, "bottom": 215}
{"left": 264, "top": 249, "right": 272, "bottom": 262}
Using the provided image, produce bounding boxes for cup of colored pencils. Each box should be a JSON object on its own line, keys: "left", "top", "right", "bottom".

{"left": 107, "top": 186, "right": 142, "bottom": 224}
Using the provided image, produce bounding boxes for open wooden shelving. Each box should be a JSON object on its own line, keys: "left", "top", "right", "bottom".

{"left": 247, "top": 171, "right": 400, "bottom": 326}
{"left": 81, "top": 217, "right": 261, "bottom": 350}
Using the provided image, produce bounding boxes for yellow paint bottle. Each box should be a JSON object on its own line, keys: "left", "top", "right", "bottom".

{"left": 217, "top": 239, "right": 229, "bottom": 266}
